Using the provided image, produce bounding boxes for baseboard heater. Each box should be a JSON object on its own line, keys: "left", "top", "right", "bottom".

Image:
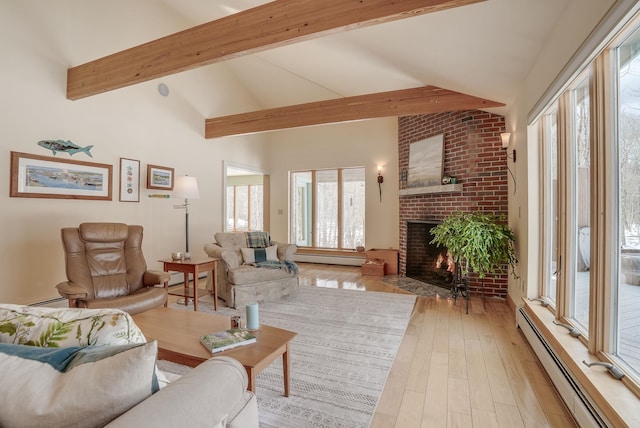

{"left": 30, "top": 297, "right": 67, "bottom": 308}
{"left": 293, "top": 254, "right": 364, "bottom": 266}
{"left": 516, "top": 307, "right": 609, "bottom": 427}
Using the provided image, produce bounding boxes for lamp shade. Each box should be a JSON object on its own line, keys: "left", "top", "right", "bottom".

{"left": 500, "top": 132, "right": 511, "bottom": 149}
{"left": 173, "top": 175, "right": 200, "bottom": 199}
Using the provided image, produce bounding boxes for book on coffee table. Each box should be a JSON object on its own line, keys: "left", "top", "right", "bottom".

{"left": 200, "top": 328, "right": 257, "bottom": 354}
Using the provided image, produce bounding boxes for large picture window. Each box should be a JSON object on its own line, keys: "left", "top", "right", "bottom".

{"left": 290, "top": 167, "right": 365, "bottom": 250}
{"left": 535, "top": 13, "right": 640, "bottom": 392}
{"left": 615, "top": 25, "right": 640, "bottom": 375}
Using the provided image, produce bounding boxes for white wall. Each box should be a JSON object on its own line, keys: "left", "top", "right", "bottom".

{"left": 0, "top": 2, "right": 401, "bottom": 304}
{"left": 267, "top": 119, "right": 400, "bottom": 250}
{"left": 504, "top": 0, "right": 616, "bottom": 304}
{"left": 0, "top": 1, "right": 272, "bottom": 304}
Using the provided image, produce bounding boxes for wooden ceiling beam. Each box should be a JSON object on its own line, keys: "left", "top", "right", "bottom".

{"left": 66, "top": 0, "right": 484, "bottom": 100}
{"left": 204, "top": 86, "right": 504, "bottom": 138}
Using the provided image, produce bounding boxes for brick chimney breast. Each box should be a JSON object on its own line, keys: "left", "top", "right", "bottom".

{"left": 398, "top": 110, "right": 509, "bottom": 299}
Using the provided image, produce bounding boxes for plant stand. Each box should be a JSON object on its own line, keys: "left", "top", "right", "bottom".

{"left": 451, "top": 261, "right": 470, "bottom": 314}
{"left": 429, "top": 211, "right": 517, "bottom": 313}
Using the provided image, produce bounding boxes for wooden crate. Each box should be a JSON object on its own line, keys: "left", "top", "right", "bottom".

{"left": 365, "top": 249, "right": 398, "bottom": 275}
{"left": 362, "top": 260, "right": 386, "bottom": 276}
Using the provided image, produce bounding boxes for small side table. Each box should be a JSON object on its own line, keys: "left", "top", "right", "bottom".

{"left": 159, "top": 257, "right": 218, "bottom": 312}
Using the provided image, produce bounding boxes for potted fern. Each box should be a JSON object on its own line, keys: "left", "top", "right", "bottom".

{"left": 430, "top": 211, "right": 517, "bottom": 311}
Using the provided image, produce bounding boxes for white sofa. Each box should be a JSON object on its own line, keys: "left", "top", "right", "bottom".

{"left": 204, "top": 232, "right": 299, "bottom": 308}
{"left": 0, "top": 304, "right": 258, "bottom": 428}
{"left": 108, "top": 356, "right": 258, "bottom": 428}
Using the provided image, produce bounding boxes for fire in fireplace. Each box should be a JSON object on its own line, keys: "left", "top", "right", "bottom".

{"left": 406, "top": 221, "right": 453, "bottom": 289}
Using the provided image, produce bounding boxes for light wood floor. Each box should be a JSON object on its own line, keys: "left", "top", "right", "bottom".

{"left": 183, "top": 262, "right": 576, "bottom": 427}
{"left": 297, "top": 263, "right": 577, "bottom": 428}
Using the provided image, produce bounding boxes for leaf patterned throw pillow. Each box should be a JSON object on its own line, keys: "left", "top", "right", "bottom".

{"left": 0, "top": 304, "right": 146, "bottom": 348}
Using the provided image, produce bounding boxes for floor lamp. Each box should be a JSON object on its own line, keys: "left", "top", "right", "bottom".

{"left": 173, "top": 175, "right": 200, "bottom": 259}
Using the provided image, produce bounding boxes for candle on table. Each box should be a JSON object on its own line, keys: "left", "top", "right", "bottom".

{"left": 246, "top": 303, "right": 259, "bottom": 330}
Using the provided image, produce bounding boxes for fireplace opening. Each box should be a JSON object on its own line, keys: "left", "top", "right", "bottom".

{"left": 406, "top": 221, "right": 453, "bottom": 289}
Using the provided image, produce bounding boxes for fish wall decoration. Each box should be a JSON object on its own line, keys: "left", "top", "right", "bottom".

{"left": 37, "top": 140, "right": 93, "bottom": 157}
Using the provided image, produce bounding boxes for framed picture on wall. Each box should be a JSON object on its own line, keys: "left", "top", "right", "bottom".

{"left": 146, "top": 164, "right": 174, "bottom": 190}
{"left": 407, "top": 134, "right": 444, "bottom": 188}
{"left": 9, "top": 151, "right": 112, "bottom": 200}
{"left": 119, "top": 158, "right": 140, "bottom": 202}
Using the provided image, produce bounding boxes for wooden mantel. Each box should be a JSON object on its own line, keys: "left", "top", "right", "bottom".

{"left": 66, "top": 0, "right": 484, "bottom": 100}
{"left": 204, "top": 86, "right": 503, "bottom": 138}
{"left": 399, "top": 183, "right": 463, "bottom": 196}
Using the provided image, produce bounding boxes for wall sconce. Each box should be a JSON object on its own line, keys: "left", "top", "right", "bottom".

{"left": 500, "top": 132, "right": 510, "bottom": 149}
{"left": 377, "top": 166, "right": 384, "bottom": 202}
{"left": 500, "top": 132, "right": 516, "bottom": 162}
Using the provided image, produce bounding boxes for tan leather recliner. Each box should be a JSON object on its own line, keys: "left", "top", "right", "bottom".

{"left": 56, "top": 223, "right": 170, "bottom": 314}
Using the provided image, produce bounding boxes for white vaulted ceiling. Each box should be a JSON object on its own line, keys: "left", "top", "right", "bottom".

{"left": 153, "top": 0, "right": 570, "bottom": 116}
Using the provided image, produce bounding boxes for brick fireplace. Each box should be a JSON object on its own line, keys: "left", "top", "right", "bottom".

{"left": 406, "top": 220, "right": 453, "bottom": 289}
{"left": 398, "top": 110, "right": 509, "bottom": 299}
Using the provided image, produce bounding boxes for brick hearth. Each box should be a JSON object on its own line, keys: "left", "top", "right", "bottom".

{"left": 398, "top": 110, "right": 509, "bottom": 299}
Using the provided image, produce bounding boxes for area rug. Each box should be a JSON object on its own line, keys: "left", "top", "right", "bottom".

{"left": 381, "top": 275, "right": 452, "bottom": 298}
{"left": 166, "top": 285, "right": 416, "bottom": 428}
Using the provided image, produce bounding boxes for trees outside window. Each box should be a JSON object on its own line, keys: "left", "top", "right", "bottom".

{"left": 615, "top": 26, "right": 640, "bottom": 376}
{"left": 226, "top": 183, "right": 263, "bottom": 231}
{"left": 569, "top": 76, "right": 591, "bottom": 334}
{"left": 290, "top": 167, "right": 365, "bottom": 250}
{"left": 535, "top": 17, "right": 640, "bottom": 388}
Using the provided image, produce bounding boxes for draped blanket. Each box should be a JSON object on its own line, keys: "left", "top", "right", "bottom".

{"left": 256, "top": 260, "right": 299, "bottom": 275}
{"left": 245, "top": 231, "right": 299, "bottom": 274}
{"left": 245, "top": 231, "right": 270, "bottom": 248}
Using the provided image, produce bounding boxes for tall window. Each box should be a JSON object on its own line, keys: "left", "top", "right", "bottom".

{"left": 315, "top": 170, "right": 338, "bottom": 248}
{"left": 615, "top": 27, "right": 640, "bottom": 377}
{"left": 291, "top": 172, "right": 312, "bottom": 246}
{"left": 569, "top": 76, "right": 591, "bottom": 334}
{"left": 541, "top": 107, "right": 559, "bottom": 305}
{"left": 341, "top": 168, "right": 366, "bottom": 249}
{"left": 226, "top": 177, "right": 263, "bottom": 231}
{"left": 535, "top": 13, "right": 640, "bottom": 390}
{"left": 290, "top": 167, "right": 365, "bottom": 249}
{"left": 250, "top": 186, "right": 263, "bottom": 231}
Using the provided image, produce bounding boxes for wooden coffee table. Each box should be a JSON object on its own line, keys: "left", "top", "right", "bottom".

{"left": 132, "top": 307, "right": 297, "bottom": 396}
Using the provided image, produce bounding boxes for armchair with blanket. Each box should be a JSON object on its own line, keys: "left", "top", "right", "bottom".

{"left": 204, "top": 232, "right": 299, "bottom": 308}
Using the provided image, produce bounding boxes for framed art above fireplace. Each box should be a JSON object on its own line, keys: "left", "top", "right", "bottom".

{"left": 407, "top": 134, "right": 443, "bottom": 188}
